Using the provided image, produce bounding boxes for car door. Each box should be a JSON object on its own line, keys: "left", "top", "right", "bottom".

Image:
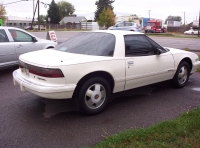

{"left": 114, "top": 22, "right": 125, "bottom": 30}
{"left": 124, "top": 22, "right": 133, "bottom": 31}
{"left": 124, "top": 35, "right": 175, "bottom": 90}
{"left": 8, "top": 29, "right": 42, "bottom": 59}
{"left": 0, "top": 29, "right": 17, "bottom": 67}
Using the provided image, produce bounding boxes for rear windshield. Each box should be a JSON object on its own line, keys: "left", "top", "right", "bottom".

{"left": 55, "top": 32, "right": 116, "bottom": 56}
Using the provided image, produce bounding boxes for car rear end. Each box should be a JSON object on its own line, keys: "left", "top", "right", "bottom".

{"left": 13, "top": 59, "right": 76, "bottom": 99}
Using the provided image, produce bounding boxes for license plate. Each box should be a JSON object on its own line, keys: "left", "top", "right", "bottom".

{"left": 21, "top": 68, "right": 29, "bottom": 75}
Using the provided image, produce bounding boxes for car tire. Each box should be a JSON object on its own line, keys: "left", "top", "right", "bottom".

{"left": 172, "top": 61, "right": 190, "bottom": 88}
{"left": 77, "top": 77, "right": 111, "bottom": 115}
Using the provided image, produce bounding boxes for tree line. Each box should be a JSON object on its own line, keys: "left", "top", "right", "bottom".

{"left": 0, "top": 0, "right": 184, "bottom": 28}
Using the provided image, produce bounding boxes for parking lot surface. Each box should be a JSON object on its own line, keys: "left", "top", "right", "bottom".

{"left": 1, "top": 65, "right": 200, "bottom": 147}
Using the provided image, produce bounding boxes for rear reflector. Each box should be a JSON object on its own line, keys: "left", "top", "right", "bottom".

{"left": 18, "top": 60, "right": 64, "bottom": 78}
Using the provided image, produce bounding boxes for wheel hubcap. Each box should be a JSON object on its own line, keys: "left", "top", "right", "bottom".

{"left": 84, "top": 83, "right": 106, "bottom": 109}
{"left": 178, "top": 66, "right": 188, "bottom": 84}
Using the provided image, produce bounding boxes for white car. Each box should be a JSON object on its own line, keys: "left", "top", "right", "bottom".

{"left": 33, "top": 25, "right": 46, "bottom": 30}
{"left": 13, "top": 30, "right": 200, "bottom": 115}
{"left": 0, "top": 26, "right": 57, "bottom": 68}
{"left": 184, "top": 29, "right": 198, "bottom": 35}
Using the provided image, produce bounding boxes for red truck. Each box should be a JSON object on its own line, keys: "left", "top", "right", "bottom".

{"left": 145, "top": 19, "right": 166, "bottom": 33}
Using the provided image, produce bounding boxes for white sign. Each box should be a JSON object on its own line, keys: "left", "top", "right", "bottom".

{"left": 46, "top": 31, "right": 57, "bottom": 42}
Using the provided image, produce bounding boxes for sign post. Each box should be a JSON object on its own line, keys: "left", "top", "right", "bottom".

{"left": 48, "top": 17, "right": 51, "bottom": 30}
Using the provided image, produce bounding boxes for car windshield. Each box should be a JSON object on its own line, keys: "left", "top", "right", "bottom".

{"left": 54, "top": 32, "right": 116, "bottom": 56}
{"left": 147, "top": 23, "right": 155, "bottom": 26}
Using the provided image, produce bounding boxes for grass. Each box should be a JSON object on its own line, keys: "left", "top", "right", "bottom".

{"left": 90, "top": 108, "right": 200, "bottom": 148}
{"left": 197, "top": 55, "right": 200, "bottom": 72}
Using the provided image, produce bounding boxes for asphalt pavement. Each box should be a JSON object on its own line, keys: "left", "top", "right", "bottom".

{"left": 0, "top": 66, "right": 200, "bottom": 147}
{"left": 1, "top": 32, "right": 200, "bottom": 147}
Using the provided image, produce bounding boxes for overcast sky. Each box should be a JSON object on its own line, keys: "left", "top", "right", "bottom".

{"left": 2, "top": 0, "right": 200, "bottom": 23}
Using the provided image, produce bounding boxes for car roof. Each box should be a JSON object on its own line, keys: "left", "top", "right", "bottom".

{"left": 93, "top": 30, "right": 143, "bottom": 36}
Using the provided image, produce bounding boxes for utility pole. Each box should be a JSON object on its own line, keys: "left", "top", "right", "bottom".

{"left": 148, "top": 10, "right": 151, "bottom": 20}
{"left": 33, "top": 0, "right": 34, "bottom": 18}
{"left": 31, "top": 1, "right": 38, "bottom": 29}
{"left": 38, "top": 0, "right": 40, "bottom": 30}
{"left": 198, "top": 10, "right": 200, "bottom": 37}
{"left": 184, "top": 11, "right": 185, "bottom": 28}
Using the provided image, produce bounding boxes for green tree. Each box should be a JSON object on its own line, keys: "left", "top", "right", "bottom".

{"left": 97, "top": 7, "right": 115, "bottom": 28}
{"left": 165, "top": 15, "right": 182, "bottom": 24}
{"left": 47, "top": 0, "right": 61, "bottom": 24}
{"left": 57, "top": 1, "right": 75, "bottom": 19}
{"left": 94, "top": 0, "right": 115, "bottom": 21}
{"left": 0, "top": 2, "right": 7, "bottom": 22}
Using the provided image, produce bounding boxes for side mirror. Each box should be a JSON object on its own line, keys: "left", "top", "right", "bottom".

{"left": 155, "top": 48, "right": 162, "bottom": 55}
{"left": 32, "top": 37, "right": 37, "bottom": 42}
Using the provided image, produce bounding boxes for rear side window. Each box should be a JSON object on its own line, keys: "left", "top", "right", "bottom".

{"left": 125, "top": 22, "right": 132, "bottom": 26}
{"left": 55, "top": 32, "right": 116, "bottom": 56}
{"left": 0, "top": 29, "right": 9, "bottom": 42}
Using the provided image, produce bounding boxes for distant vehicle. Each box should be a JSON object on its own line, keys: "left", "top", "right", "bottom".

{"left": 13, "top": 30, "right": 200, "bottom": 115}
{"left": 145, "top": 19, "right": 166, "bottom": 33}
{"left": 184, "top": 28, "right": 198, "bottom": 35}
{"left": 24, "top": 26, "right": 32, "bottom": 30}
{"left": 0, "top": 26, "right": 57, "bottom": 68}
{"left": 34, "top": 25, "right": 46, "bottom": 30}
{"left": 108, "top": 21, "right": 142, "bottom": 32}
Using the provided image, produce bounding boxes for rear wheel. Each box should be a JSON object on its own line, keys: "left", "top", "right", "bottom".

{"left": 77, "top": 77, "right": 111, "bottom": 115}
{"left": 172, "top": 61, "right": 190, "bottom": 88}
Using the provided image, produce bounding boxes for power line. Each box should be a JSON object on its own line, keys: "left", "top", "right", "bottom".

{"left": 0, "top": 0, "right": 26, "bottom": 6}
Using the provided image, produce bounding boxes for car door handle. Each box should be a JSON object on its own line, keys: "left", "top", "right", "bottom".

{"left": 128, "top": 61, "right": 134, "bottom": 65}
{"left": 16, "top": 45, "right": 23, "bottom": 48}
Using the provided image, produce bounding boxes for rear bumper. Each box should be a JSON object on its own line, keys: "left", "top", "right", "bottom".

{"left": 13, "top": 70, "right": 76, "bottom": 99}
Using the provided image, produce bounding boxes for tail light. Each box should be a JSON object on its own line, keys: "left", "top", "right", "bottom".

{"left": 18, "top": 60, "right": 64, "bottom": 78}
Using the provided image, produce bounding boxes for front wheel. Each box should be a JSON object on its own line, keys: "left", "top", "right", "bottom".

{"left": 77, "top": 77, "right": 111, "bottom": 115}
{"left": 172, "top": 61, "right": 190, "bottom": 88}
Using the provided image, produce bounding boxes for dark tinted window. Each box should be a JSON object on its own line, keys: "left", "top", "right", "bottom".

{"left": 124, "top": 35, "right": 155, "bottom": 56}
{"left": 55, "top": 32, "right": 116, "bottom": 56}
{"left": 145, "top": 36, "right": 167, "bottom": 52}
{"left": 0, "top": 29, "right": 9, "bottom": 42}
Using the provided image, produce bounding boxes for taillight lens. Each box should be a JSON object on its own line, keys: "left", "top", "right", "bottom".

{"left": 18, "top": 60, "right": 64, "bottom": 78}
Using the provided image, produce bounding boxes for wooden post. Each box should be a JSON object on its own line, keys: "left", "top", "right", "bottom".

{"left": 38, "top": 0, "right": 40, "bottom": 30}
{"left": 198, "top": 10, "right": 200, "bottom": 37}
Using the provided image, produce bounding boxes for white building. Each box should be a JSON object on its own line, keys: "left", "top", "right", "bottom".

{"left": 115, "top": 15, "right": 141, "bottom": 25}
{"left": 5, "top": 16, "right": 32, "bottom": 28}
{"left": 167, "top": 21, "right": 181, "bottom": 27}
